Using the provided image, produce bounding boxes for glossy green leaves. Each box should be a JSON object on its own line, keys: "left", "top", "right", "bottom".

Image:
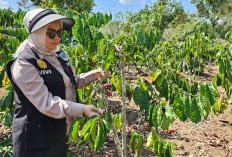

{"left": 130, "top": 132, "right": 143, "bottom": 156}
{"left": 146, "top": 131, "right": 176, "bottom": 157}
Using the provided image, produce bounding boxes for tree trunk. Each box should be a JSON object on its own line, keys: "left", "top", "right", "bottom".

{"left": 120, "top": 54, "right": 127, "bottom": 157}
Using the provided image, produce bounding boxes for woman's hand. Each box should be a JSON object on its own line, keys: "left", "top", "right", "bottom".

{"left": 82, "top": 105, "right": 105, "bottom": 118}
{"left": 92, "top": 69, "right": 110, "bottom": 81}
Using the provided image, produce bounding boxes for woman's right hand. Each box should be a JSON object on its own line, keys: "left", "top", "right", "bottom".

{"left": 82, "top": 105, "right": 104, "bottom": 118}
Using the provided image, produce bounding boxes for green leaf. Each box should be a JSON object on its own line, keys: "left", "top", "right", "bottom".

{"left": 0, "top": 69, "right": 6, "bottom": 88}
{"left": 104, "top": 112, "right": 112, "bottom": 123}
{"left": 141, "top": 91, "right": 150, "bottom": 119}
{"left": 199, "top": 95, "right": 211, "bottom": 119}
{"left": 130, "top": 132, "right": 136, "bottom": 152}
{"left": 227, "top": 60, "right": 231, "bottom": 74}
{"left": 199, "top": 83, "right": 216, "bottom": 106}
{"left": 184, "top": 96, "right": 191, "bottom": 119}
{"left": 69, "top": 118, "right": 83, "bottom": 143}
{"left": 4, "top": 88, "right": 13, "bottom": 108}
{"left": 113, "top": 113, "right": 122, "bottom": 130}
{"left": 199, "top": 83, "right": 206, "bottom": 97}
{"left": 97, "top": 54, "right": 103, "bottom": 63}
{"left": 84, "top": 27, "right": 91, "bottom": 52}
{"left": 73, "top": 18, "right": 83, "bottom": 42}
{"left": 133, "top": 86, "right": 142, "bottom": 106}
{"left": 97, "top": 96, "right": 104, "bottom": 108}
{"left": 149, "top": 69, "right": 161, "bottom": 82}
{"left": 138, "top": 30, "right": 146, "bottom": 47}
{"left": 88, "top": 138, "right": 94, "bottom": 150}
{"left": 146, "top": 131, "right": 155, "bottom": 147}
{"left": 90, "top": 119, "right": 97, "bottom": 142}
{"left": 80, "top": 118, "right": 95, "bottom": 136}
{"left": 136, "top": 133, "right": 143, "bottom": 155}
{"left": 161, "top": 105, "right": 174, "bottom": 130}
{"left": 205, "top": 83, "right": 216, "bottom": 106}
{"left": 130, "top": 131, "right": 143, "bottom": 155}
{"left": 212, "top": 97, "right": 227, "bottom": 116}
{"left": 116, "top": 79, "right": 122, "bottom": 95}
{"left": 155, "top": 74, "right": 164, "bottom": 92}
{"left": 190, "top": 97, "right": 202, "bottom": 123}
{"left": 149, "top": 132, "right": 176, "bottom": 157}
{"left": 104, "top": 48, "right": 114, "bottom": 70}
{"left": 147, "top": 104, "right": 155, "bottom": 127}
{"left": 159, "top": 79, "right": 169, "bottom": 100}
{"left": 5, "top": 111, "right": 13, "bottom": 127}
{"left": 99, "top": 39, "right": 106, "bottom": 57}
{"left": 152, "top": 105, "right": 162, "bottom": 131}
{"left": 228, "top": 93, "right": 232, "bottom": 104}
{"left": 219, "top": 59, "right": 225, "bottom": 74}
{"left": 94, "top": 121, "right": 105, "bottom": 152}
{"left": 0, "top": 137, "right": 12, "bottom": 146}
{"left": 227, "top": 47, "right": 232, "bottom": 57}
{"left": 101, "top": 119, "right": 112, "bottom": 131}
{"left": 173, "top": 93, "right": 187, "bottom": 122}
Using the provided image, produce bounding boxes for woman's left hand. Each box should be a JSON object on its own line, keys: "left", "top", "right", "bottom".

{"left": 93, "top": 69, "right": 110, "bottom": 80}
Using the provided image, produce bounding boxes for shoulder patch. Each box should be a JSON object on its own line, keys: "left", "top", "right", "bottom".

{"left": 59, "top": 52, "right": 69, "bottom": 61}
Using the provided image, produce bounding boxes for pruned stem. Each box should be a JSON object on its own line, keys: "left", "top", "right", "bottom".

{"left": 119, "top": 54, "right": 127, "bottom": 157}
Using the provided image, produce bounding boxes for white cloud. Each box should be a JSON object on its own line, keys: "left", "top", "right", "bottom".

{"left": 0, "top": 0, "right": 9, "bottom": 5}
{"left": 119, "top": 0, "right": 146, "bottom": 4}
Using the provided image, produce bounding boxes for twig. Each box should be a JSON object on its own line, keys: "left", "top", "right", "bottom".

{"left": 119, "top": 54, "right": 128, "bottom": 157}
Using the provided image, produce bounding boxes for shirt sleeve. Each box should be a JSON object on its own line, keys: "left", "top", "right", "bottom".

{"left": 11, "top": 57, "right": 84, "bottom": 119}
{"left": 74, "top": 71, "right": 97, "bottom": 89}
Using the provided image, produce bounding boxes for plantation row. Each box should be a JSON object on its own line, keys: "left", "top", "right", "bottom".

{"left": 0, "top": 6, "right": 231, "bottom": 157}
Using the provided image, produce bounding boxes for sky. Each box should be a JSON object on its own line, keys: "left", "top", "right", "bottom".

{"left": 0, "top": 0, "right": 197, "bottom": 15}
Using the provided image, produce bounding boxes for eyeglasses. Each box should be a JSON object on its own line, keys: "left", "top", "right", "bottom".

{"left": 46, "top": 28, "right": 63, "bottom": 39}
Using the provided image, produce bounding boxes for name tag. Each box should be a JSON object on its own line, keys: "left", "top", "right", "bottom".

{"left": 39, "top": 70, "right": 52, "bottom": 75}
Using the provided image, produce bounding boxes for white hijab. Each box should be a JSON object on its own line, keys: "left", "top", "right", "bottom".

{"left": 14, "top": 8, "right": 62, "bottom": 57}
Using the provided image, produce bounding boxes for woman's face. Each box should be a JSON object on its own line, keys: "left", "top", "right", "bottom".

{"left": 45, "top": 20, "right": 62, "bottom": 50}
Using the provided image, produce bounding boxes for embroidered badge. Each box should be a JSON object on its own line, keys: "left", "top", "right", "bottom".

{"left": 37, "top": 59, "right": 47, "bottom": 69}
{"left": 59, "top": 52, "right": 69, "bottom": 61}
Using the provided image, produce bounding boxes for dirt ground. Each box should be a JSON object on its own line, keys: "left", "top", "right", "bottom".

{"left": 0, "top": 64, "right": 232, "bottom": 157}
{"left": 70, "top": 101, "right": 232, "bottom": 157}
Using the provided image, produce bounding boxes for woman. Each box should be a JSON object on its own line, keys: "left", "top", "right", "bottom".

{"left": 6, "top": 8, "right": 107, "bottom": 157}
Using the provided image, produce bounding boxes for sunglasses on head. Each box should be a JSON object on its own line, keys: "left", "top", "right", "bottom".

{"left": 46, "top": 28, "right": 63, "bottom": 39}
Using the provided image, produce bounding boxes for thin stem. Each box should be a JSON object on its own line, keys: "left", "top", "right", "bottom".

{"left": 98, "top": 82, "right": 123, "bottom": 157}
{"left": 119, "top": 54, "right": 128, "bottom": 157}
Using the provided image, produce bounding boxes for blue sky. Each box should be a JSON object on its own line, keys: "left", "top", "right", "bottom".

{"left": 0, "top": 0, "right": 197, "bottom": 14}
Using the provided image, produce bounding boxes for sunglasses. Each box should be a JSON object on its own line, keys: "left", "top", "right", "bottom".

{"left": 46, "top": 28, "right": 63, "bottom": 39}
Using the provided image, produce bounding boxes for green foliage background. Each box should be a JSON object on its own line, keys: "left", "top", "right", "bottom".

{"left": 1, "top": 0, "right": 232, "bottom": 156}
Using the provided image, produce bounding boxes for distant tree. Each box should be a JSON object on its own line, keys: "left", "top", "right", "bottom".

{"left": 17, "top": 0, "right": 33, "bottom": 11}
{"left": 30, "top": 0, "right": 95, "bottom": 13}
{"left": 122, "top": 0, "right": 185, "bottom": 34}
{"left": 30, "top": 0, "right": 41, "bottom": 6}
{"left": 191, "top": 0, "right": 232, "bottom": 27}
